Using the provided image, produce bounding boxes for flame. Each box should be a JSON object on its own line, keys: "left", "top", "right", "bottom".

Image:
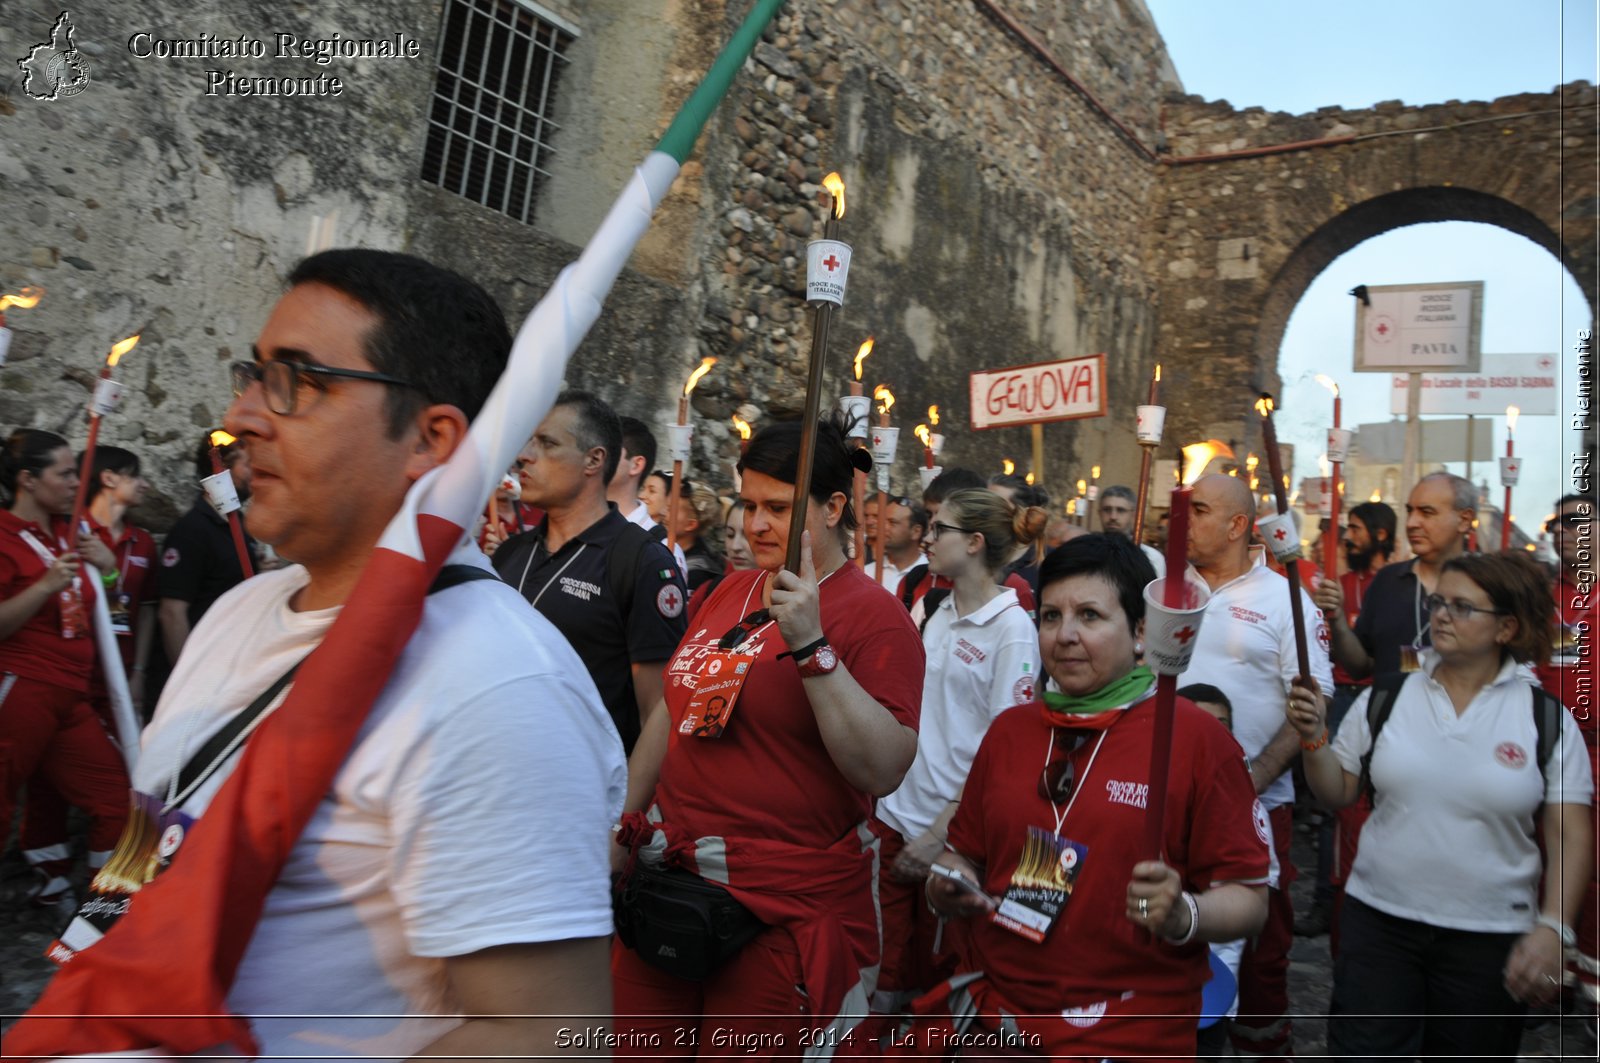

{"left": 1154, "top": 363, "right": 1162, "bottom": 383}
{"left": 1370, "top": 489, "right": 1382, "bottom": 502}
{"left": 1318, "top": 453, "right": 1331, "bottom": 477}
{"left": 1246, "top": 454, "right": 1259, "bottom": 472}
{"left": 731, "top": 414, "right": 752, "bottom": 440}
{"left": 1025, "top": 471, "right": 1035, "bottom": 485}
{"left": 873, "top": 384, "right": 895, "bottom": 415}
{"left": 1315, "top": 374, "right": 1340, "bottom": 398}
{"left": 0, "top": 286, "right": 44, "bottom": 312}
{"left": 928, "top": 404, "right": 940, "bottom": 426}
{"left": 209, "top": 430, "right": 238, "bottom": 448}
{"left": 822, "top": 172, "right": 845, "bottom": 218}
{"left": 1066, "top": 499, "right": 1077, "bottom": 515}
{"left": 1228, "top": 467, "right": 1239, "bottom": 478}
{"left": 1091, "top": 465, "right": 1101, "bottom": 480}
{"left": 1181, "top": 441, "right": 1225, "bottom": 486}
{"left": 683, "top": 356, "right": 717, "bottom": 396}
{"left": 1002, "top": 458, "right": 1015, "bottom": 475}
{"left": 1255, "top": 394, "right": 1275, "bottom": 417}
{"left": 914, "top": 424, "right": 931, "bottom": 447}
{"left": 853, "top": 337, "right": 874, "bottom": 380}
{"left": 1505, "top": 405, "right": 1520, "bottom": 432}
{"left": 1076, "top": 479, "right": 1087, "bottom": 495}
{"left": 106, "top": 333, "right": 141, "bottom": 367}
{"left": 1250, "top": 476, "right": 1260, "bottom": 490}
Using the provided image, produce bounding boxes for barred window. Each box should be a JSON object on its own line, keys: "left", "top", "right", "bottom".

{"left": 421, "top": 0, "right": 577, "bottom": 223}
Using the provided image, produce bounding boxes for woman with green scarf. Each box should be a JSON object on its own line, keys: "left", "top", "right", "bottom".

{"left": 901, "top": 534, "right": 1271, "bottom": 1059}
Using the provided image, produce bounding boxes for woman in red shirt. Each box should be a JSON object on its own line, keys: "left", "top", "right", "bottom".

{"left": 0, "top": 429, "right": 129, "bottom": 905}
{"left": 611, "top": 413, "right": 924, "bottom": 1056}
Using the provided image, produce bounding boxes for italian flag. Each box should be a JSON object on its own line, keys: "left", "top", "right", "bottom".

{"left": 6, "top": 1, "right": 785, "bottom": 1056}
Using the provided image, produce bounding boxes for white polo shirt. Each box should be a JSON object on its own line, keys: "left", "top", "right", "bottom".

{"left": 623, "top": 499, "right": 688, "bottom": 578}
{"left": 872, "top": 554, "right": 917, "bottom": 594}
{"left": 1180, "top": 551, "right": 1333, "bottom": 811}
{"left": 1332, "top": 650, "right": 1593, "bottom": 933}
{"left": 877, "top": 588, "right": 1040, "bottom": 841}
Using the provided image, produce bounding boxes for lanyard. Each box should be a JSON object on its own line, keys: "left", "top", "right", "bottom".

{"left": 1411, "top": 569, "right": 1431, "bottom": 649}
{"left": 515, "top": 536, "right": 588, "bottom": 611}
{"left": 1042, "top": 727, "right": 1108, "bottom": 839}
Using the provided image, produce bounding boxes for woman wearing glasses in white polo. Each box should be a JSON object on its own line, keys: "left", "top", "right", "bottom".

{"left": 1291, "top": 550, "right": 1593, "bottom": 1061}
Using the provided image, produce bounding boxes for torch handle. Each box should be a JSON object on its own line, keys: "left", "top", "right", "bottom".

{"left": 786, "top": 300, "right": 835, "bottom": 573}
{"left": 667, "top": 458, "right": 685, "bottom": 552}
{"left": 68, "top": 415, "right": 102, "bottom": 537}
{"left": 1143, "top": 672, "right": 1178, "bottom": 860}
{"left": 853, "top": 466, "right": 867, "bottom": 569}
{"left": 874, "top": 488, "right": 888, "bottom": 586}
{"left": 1501, "top": 486, "right": 1513, "bottom": 551}
{"left": 1284, "top": 558, "right": 1313, "bottom": 681}
{"left": 1132, "top": 444, "right": 1155, "bottom": 546}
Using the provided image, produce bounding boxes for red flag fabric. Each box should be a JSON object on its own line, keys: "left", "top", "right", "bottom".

{"left": 7, "top": 515, "right": 459, "bottom": 1058}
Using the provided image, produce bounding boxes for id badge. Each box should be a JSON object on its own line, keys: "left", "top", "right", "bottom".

{"left": 991, "top": 826, "right": 1087, "bottom": 944}
{"left": 48, "top": 791, "right": 193, "bottom": 966}
{"left": 109, "top": 592, "right": 132, "bottom": 637}
{"left": 1399, "top": 645, "right": 1421, "bottom": 673}
{"left": 679, "top": 652, "right": 755, "bottom": 739}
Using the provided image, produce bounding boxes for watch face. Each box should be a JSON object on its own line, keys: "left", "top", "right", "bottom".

{"left": 813, "top": 645, "right": 838, "bottom": 671}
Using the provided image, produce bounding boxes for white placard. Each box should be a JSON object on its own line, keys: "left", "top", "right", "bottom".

{"left": 837, "top": 395, "right": 870, "bottom": 439}
{"left": 91, "top": 377, "right": 126, "bottom": 416}
{"left": 1257, "top": 511, "right": 1301, "bottom": 561}
{"left": 1326, "top": 428, "right": 1353, "bottom": 463}
{"left": 1354, "top": 281, "right": 1482, "bottom": 372}
{"left": 665, "top": 423, "right": 693, "bottom": 463}
{"left": 1142, "top": 576, "right": 1211, "bottom": 676}
{"left": 806, "top": 240, "right": 851, "bottom": 305}
{"left": 918, "top": 465, "right": 943, "bottom": 490}
{"left": 200, "top": 470, "right": 242, "bottom": 516}
{"left": 1136, "top": 404, "right": 1165, "bottom": 445}
{"left": 1386, "top": 352, "right": 1558, "bottom": 416}
{"left": 869, "top": 425, "right": 899, "bottom": 466}
{"left": 1500, "top": 456, "right": 1522, "bottom": 487}
{"left": 968, "top": 354, "right": 1107, "bottom": 430}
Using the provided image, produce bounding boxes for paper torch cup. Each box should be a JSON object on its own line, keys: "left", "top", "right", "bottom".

{"left": 806, "top": 239, "right": 852, "bottom": 306}
{"left": 1256, "top": 511, "right": 1301, "bottom": 562}
{"left": 918, "top": 465, "right": 943, "bottom": 491}
{"left": 1086, "top": 485, "right": 1100, "bottom": 502}
{"left": 929, "top": 433, "right": 945, "bottom": 457}
{"left": 838, "top": 395, "right": 870, "bottom": 440}
{"left": 1141, "top": 576, "right": 1212, "bottom": 676}
{"left": 1318, "top": 487, "right": 1333, "bottom": 519}
{"left": 665, "top": 423, "right": 693, "bottom": 463}
{"left": 1135, "top": 405, "right": 1166, "bottom": 445}
{"left": 200, "top": 470, "right": 242, "bottom": 517}
{"left": 1326, "top": 428, "right": 1353, "bottom": 464}
{"left": 0, "top": 326, "right": 12, "bottom": 367}
{"left": 91, "top": 377, "right": 126, "bottom": 416}
{"left": 870, "top": 425, "right": 900, "bottom": 467}
{"left": 1499, "top": 456, "right": 1521, "bottom": 487}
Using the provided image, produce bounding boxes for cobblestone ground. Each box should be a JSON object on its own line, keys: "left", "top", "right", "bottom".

{"left": 1, "top": 820, "right": 1593, "bottom": 1057}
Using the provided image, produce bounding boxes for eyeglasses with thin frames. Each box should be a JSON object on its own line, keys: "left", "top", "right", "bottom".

{"left": 1423, "top": 594, "right": 1508, "bottom": 622}
{"left": 231, "top": 360, "right": 418, "bottom": 416}
{"left": 928, "top": 521, "right": 976, "bottom": 538}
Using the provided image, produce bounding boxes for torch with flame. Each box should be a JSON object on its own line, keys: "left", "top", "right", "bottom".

{"left": 732, "top": 414, "right": 752, "bottom": 440}
{"left": 853, "top": 337, "right": 873, "bottom": 383}
{"left": 202, "top": 430, "right": 256, "bottom": 580}
{"left": 667, "top": 357, "right": 716, "bottom": 551}
{"left": 874, "top": 384, "right": 895, "bottom": 423}
{"left": 69, "top": 334, "right": 143, "bottom": 533}
{"left": 1254, "top": 394, "right": 1313, "bottom": 680}
{"left": 823, "top": 172, "right": 846, "bottom": 224}
{"left": 914, "top": 423, "right": 933, "bottom": 469}
{"left": 1501, "top": 405, "right": 1521, "bottom": 549}
{"left": 0, "top": 286, "right": 43, "bottom": 368}
{"left": 1002, "top": 458, "right": 1015, "bottom": 476}
{"left": 683, "top": 356, "right": 717, "bottom": 399}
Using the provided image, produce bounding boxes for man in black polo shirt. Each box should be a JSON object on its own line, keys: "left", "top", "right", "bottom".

{"left": 494, "top": 390, "right": 686, "bottom": 752}
{"left": 1317, "top": 470, "right": 1475, "bottom": 681}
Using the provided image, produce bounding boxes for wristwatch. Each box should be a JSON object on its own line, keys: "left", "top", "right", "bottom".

{"left": 794, "top": 638, "right": 838, "bottom": 678}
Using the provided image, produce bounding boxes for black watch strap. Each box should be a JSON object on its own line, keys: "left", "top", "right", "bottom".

{"left": 783, "top": 635, "right": 829, "bottom": 663}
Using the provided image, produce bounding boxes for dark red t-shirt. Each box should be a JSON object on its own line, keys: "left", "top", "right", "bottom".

{"left": 658, "top": 563, "right": 925, "bottom": 849}
{"left": 1331, "top": 567, "right": 1379, "bottom": 688}
{"left": 0, "top": 510, "right": 99, "bottom": 691}
{"left": 947, "top": 698, "right": 1270, "bottom": 1021}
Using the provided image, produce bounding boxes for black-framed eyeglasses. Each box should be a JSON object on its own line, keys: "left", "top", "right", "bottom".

{"left": 231, "top": 360, "right": 418, "bottom": 416}
{"left": 929, "top": 521, "right": 976, "bottom": 538}
{"left": 1038, "top": 731, "right": 1087, "bottom": 803}
{"left": 716, "top": 609, "right": 771, "bottom": 650}
{"left": 1546, "top": 513, "right": 1590, "bottom": 533}
{"left": 1423, "top": 594, "right": 1508, "bottom": 622}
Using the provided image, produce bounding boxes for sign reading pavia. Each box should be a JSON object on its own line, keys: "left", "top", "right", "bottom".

{"left": 1354, "top": 281, "right": 1483, "bottom": 374}
{"left": 969, "top": 354, "right": 1107, "bottom": 430}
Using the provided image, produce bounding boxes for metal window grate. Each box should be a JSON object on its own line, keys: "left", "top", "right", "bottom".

{"left": 420, "top": 0, "right": 577, "bottom": 224}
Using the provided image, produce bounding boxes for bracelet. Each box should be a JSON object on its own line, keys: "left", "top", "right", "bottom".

{"left": 780, "top": 635, "right": 828, "bottom": 663}
{"left": 1164, "top": 890, "right": 1200, "bottom": 945}
{"left": 1534, "top": 914, "right": 1577, "bottom": 949}
{"left": 99, "top": 569, "right": 118, "bottom": 587}
{"left": 1300, "top": 729, "right": 1330, "bottom": 752}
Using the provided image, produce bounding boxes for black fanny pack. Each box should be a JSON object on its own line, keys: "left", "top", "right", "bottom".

{"left": 613, "top": 862, "right": 765, "bottom": 981}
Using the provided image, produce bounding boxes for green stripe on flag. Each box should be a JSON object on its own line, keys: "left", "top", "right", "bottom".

{"left": 655, "top": 0, "right": 787, "bottom": 164}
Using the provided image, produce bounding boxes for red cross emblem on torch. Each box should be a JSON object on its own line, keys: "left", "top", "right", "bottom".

{"left": 822, "top": 253, "right": 841, "bottom": 272}
{"left": 872, "top": 433, "right": 883, "bottom": 447}
{"left": 1174, "top": 626, "right": 1196, "bottom": 645}
{"left": 1273, "top": 527, "right": 1288, "bottom": 542}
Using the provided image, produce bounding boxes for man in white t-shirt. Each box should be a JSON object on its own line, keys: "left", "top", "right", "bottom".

{"left": 609, "top": 415, "right": 688, "bottom": 576}
{"left": 137, "top": 251, "right": 623, "bottom": 1058}
{"left": 1179, "top": 473, "right": 1332, "bottom": 1061}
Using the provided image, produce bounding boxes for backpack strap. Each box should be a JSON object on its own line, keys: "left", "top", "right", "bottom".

{"left": 429, "top": 563, "right": 499, "bottom": 593}
{"left": 899, "top": 563, "right": 929, "bottom": 611}
{"left": 1531, "top": 685, "right": 1564, "bottom": 802}
{"left": 1359, "top": 671, "right": 1412, "bottom": 805}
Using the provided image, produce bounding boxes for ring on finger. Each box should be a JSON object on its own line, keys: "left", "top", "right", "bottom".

{"left": 1544, "top": 974, "right": 1560, "bottom": 986}
{"left": 1137, "top": 897, "right": 1148, "bottom": 917}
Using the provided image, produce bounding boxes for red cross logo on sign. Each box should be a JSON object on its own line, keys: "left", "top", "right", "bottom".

{"left": 1273, "top": 527, "right": 1288, "bottom": 542}
{"left": 1174, "top": 626, "right": 1196, "bottom": 645}
{"left": 872, "top": 433, "right": 883, "bottom": 447}
{"left": 822, "top": 254, "right": 840, "bottom": 271}
{"left": 656, "top": 585, "right": 683, "bottom": 618}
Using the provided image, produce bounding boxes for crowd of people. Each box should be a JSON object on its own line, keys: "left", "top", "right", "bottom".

{"left": 1, "top": 248, "right": 1594, "bottom": 1062}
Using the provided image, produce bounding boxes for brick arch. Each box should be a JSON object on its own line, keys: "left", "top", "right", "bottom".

{"left": 1251, "top": 185, "right": 1593, "bottom": 381}
{"left": 1150, "top": 83, "right": 1597, "bottom": 449}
